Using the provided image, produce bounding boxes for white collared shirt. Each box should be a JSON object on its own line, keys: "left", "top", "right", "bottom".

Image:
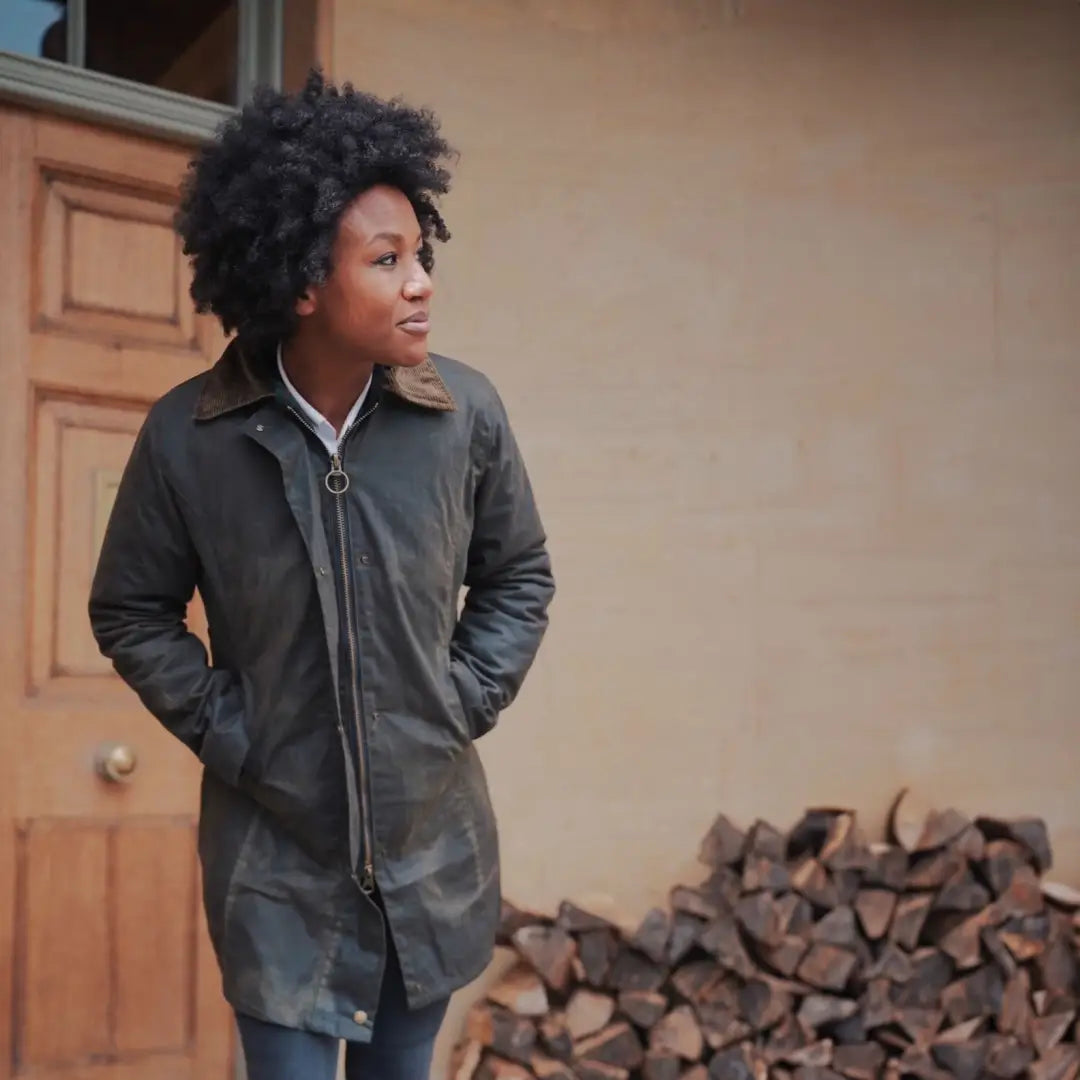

{"left": 277, "top": 344, "right": 372, "bottom": 457}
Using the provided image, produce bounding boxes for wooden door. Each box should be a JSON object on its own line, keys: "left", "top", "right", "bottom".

{"left": 0, "top": 104, "right": 233, "bottom": 1079}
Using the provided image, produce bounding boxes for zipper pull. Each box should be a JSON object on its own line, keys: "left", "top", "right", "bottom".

{"left": 359, "top": 862, "right": 375, "bottom": 894}
{"left": 325, "top": 452, "right": 350, "bottom": 495}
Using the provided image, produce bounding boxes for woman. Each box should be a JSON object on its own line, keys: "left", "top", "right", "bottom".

{"left": 89, "top": 69, "right": 555, "bottom": 1080}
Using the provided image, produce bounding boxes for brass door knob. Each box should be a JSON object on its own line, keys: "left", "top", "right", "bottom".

{"left": 96, "top": 742, "right": 137, "bottom": 782}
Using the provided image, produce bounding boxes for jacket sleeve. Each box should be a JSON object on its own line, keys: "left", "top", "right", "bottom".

{"left": 449, "top": 386, "right": 555, "bottom": 738}
{"left": 88, "top": 412, "right": 251, "bottom": 787}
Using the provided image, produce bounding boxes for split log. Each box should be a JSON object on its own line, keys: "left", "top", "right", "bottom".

{"left": 981, "top": 924, "right": 1019, "bottom": 978}
{"left": 861, "top": 978, "right": 894, "bottom": 1029}
{"left": 929, "top": 1037, "right": 988, "bottom": 1080}
{"left": 737, "top": 893, "right": 784, "bottom": 947}
{"left": 797, "top": 994, "right": 858, "bottom": 1030}
{"left": 512, "top": 927, "right": 577, "bottom": 994}
{"left": 891, "top": 948, "right": 952, "bottom": 1009}
{"left": 865, "top": 942, "right": 912, "bottom": 982}
{"left": 796, "top": 944, "right": 857, "bottom": 992}
{"left": 606, "top": 946, "right": 667, "bottom": 994}
{"left": 822, "top": 815, "right": 871, "bottom": 873}
{"left": 1028, "top": 1044, "right": 1080, "bottom": 1080}
{"left": 575, "top": 1061, "right": 630, "bottom": 1080}
{"left": 999, "top": 913, "right": 1051, "bottom": 962}
{"left": 577, "top": 928, "right": 620, "bottom": 987}
{"left": 811, "top": 907, "right": 859, "bottom": 950}
{"left": 466, "top": 1003, "right": 537, "bottom": 1064}
{"left": 701, "top": 867, "right": 744, "bottom": 908}
{"left": 765, "top": 1015, "right": 809, "bottom": 1061}
{"left": 784, "top": 1039, "right": 834, "bottom": 1067}
{"left": 565, "top": 989, "right": 615, "bottom": 1041}
{"left": 643, "top": 1054, "right": 681, "bottom": 1080}
{"left": 895, "top": 1006, "right": 944, "bottom": 1048}
{"left": 744, "top": 856, "right": 792, "bottom": 894}
{"left": 698, "top": 918, "right": 755, "bottom": 978}
{"left": 631, "top": 909, "right": 672, "bottom": 966}
{"left": 760, "top": 936, "right": 810, "bottom": 979}
{"left": 888, "top": 788, "right": 935, "bottom": 853}
{"left": 791, "top": 859, "right": 839, "bottom": 910}
{"left": 983, "top": 840, "right": 1033, "bottom": 896}
{"left": 933, "top": 1016, "right": 985, "bottom": 1043}
{"left": 695, "top": 1001, "right": 752, "bottom": 1052}
{"left": 830, "top": 1042, "right": 884, "bottom": 1080}
{"left": 941, "top": 965, "right": 1004, "bottom": 1025}
{"left": 738, "top": 978, "right": 793, "bottom": 1032}
{"left": 951, "top": 824, "right": 986, "bottom": 862}
{"left": 914, "top": 808, "right": 971, "bottom": 853}
{"left": 649, "top": 1005, "right": 704, "bottom": 1061}
{"left": 907, "top": 848, "right": 966, "bottom": 890}
{"left": 998, "top": 968, "right": 1034, "bottom": 1038}
{"left": 1031, "top": 1010, "right": 1076, "bottom": 1057}
{"left": 853, "top": 890, "right": 896, "bottom": 941}
{"left": 864, "top": 844, "right": 908, "bottom": 891}
{"left": 776, "top": 893, "right": 815, "bottom": 937}
{"left": 668, "top": 913, "right": 705, "bottom": 965}
{"left": 934, "top": 869, "right": 991, "bottom": 912}
{"left": 747, "top": 820, "right": 787, "bottom": 863}
{"left": 699, "top": 814, "right": 746, "bottom": 867}
{"left": 670, "top": 886, "right": 722, "bottom": 922}
{"left": 889, "top": 894, "right": 933, "bottom": 950}
{"left": 538, "top": 1012, "right": 573, "bottom": 1061}
{"left": 1039, "top": 936, "right": 1079, "bottom": 997}
{"left": 708, "top": 1044, "right": 764, "bottom": 1080}
{"left": 617, "top": 990, "right": 668, "bottom": 1029}
{"left": 670, "top": 961, "right": 725, "bottom": 1004}
{"left": 488, "top": 965, "right": 550, "bottom": 1017}
{"left": 557, "top": 901, "right": 618, "bottom": 934}
{"left": 985, "top": 1034, "right": 1034, "bottom": 1078}
{"left": 975, "top": 814, "right": 1053, "bottom": 873}
{"left": 499, "top": 900, "right": 552, "bottom": 943}
{"left": 573, "top": 1022, "right": 645, "bottom": 1072}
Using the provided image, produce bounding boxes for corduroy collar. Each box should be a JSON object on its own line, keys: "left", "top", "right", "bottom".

{"left": 193, "top": 338, "right": 456, "bottom": 420}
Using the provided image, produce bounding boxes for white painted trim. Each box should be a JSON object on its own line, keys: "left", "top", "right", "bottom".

{"left": 0, "top": 51, "right": 234, "bottom": 143}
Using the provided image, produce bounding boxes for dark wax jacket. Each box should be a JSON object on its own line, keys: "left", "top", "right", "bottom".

{"left": 88, "top": 341, "right": 554, "bottom": 1039}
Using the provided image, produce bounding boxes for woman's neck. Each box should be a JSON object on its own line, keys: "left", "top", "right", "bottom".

{"left": 280, "top": 337, "right": 375, "bottom": 434}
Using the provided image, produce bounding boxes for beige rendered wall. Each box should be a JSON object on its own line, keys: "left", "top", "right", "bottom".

{"left": 332, "top": 1, "right": 1080, "bottom": 1072}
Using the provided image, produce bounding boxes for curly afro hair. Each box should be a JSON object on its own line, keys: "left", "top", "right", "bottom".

{"left": 175, "top": 68, "right": 455, "bottom": 345}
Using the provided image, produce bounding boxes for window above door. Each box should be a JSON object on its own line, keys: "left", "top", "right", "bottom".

{"left": 0, "top": 0, "right": 287, "bottom": 142}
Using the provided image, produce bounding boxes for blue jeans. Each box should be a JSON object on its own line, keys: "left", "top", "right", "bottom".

{"left": 236, "top": 932, "right": 449, "bottom": 1080}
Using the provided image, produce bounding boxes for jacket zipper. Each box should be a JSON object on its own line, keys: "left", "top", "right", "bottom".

{"left": 287, "top": 402, "right": 380, "bottom": 895}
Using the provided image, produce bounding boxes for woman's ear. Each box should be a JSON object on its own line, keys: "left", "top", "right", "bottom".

{"left": 295, "top": 288, "right": 317, "bottom": 317}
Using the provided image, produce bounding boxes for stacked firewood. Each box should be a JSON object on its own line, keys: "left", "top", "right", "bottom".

{"left": 451, "top": 792, "right": 1080, "bottom": 1080}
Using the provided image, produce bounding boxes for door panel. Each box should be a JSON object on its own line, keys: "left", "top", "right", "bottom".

{"left": 0, "top": 105, "right": 230, "bottom": 1079}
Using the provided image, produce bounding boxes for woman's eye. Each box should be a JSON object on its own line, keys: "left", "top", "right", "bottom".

{"left": 374, "top": 253, "right": 398, "bottom": 267}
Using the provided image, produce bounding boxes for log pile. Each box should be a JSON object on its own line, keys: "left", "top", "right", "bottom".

{"left": 451, "top": 792, "right": 1080, "bottom": 1080}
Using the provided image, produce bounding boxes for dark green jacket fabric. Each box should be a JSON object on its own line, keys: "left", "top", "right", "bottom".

{"left": 88, "top": 340, "right": 554, "bottom": 1040}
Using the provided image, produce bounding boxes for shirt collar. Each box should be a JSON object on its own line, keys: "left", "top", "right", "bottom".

{"left": 276, "top": 343, "right": 372, "bottom": 448}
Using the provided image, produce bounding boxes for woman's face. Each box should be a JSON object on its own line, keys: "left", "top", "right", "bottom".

{"left": 299, "top": 184, "right": 433, "bottom": 367}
